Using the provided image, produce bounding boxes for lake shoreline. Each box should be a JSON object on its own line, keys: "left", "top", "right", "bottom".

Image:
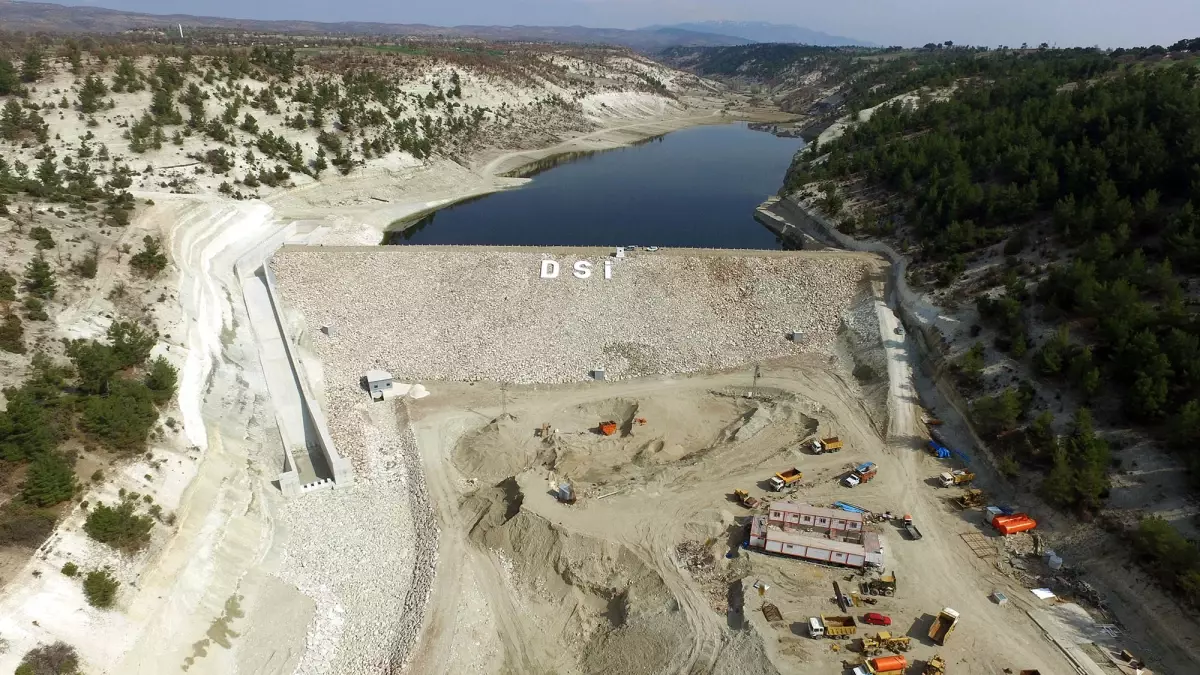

{"left": 383, "top": 116, "right": 804, "bottom": 249}
{"left": 381, "top": 107, "right": 797, "bottom": 239}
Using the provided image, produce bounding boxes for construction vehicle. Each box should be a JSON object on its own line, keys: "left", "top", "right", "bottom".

{"left": 733, "top": 489, "right": 760, "bottom": 509}
{"left": 844, "top": 462, "right": 877, "bottom": 487}
{"left": 861, "top": 632, "right": 912, "bottom": 655}
{"left": 761, "top": 603, "right": 783, "bottom": 622}
{"left": 903, "top": 515, "right": 922, "bottom": 541}
{"left": 923, "top": 654, "right": 947, "bottom": 675}
{"left": 769, "top": 468, "right": 803, "bottom": 491}
{"left": 928, "top": 608, "right": 960, "bottom": 645}
{"left": 939, "top": 470, "right": 976, "bottom": 487}
{"left": 810, "top": 436, "right": 843, "bottom": 454}
{"left": 953, "top": 489, "right": 985, "bottom": 509}
{"left": 862, "top": 572, "right": 896, "bottom": 596}
{"left": 819, "top": 614, "right": 857, "bottom": 639}
{"left": 862, "top": 655, "right": 908, "bottom": 675}
{"left": 598, "top": 420, "right": 618, "bottom": 436}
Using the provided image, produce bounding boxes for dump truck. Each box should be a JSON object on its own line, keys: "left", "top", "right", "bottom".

{"left": 810, "top": 436, "right": 843, "bottom": 454}
{"left": 862, "top": 572, "right": 897, "bottom": 596}
{"left": 939, "top": 470, "right": 976, "bottom": 487}
{"left": 734, "top": 489, "right": 760, "bottom": 509}
{"left": 928, "top": 608, "right": 960, "bottom": 645}
{"left": 844, "top": 462, "right": 877, "bottom": 487}
{"left": 769, "top": 468, "right": 803, "bottom": 491}
{"left": 820, "top": 614, "right": 858, "bottom": 639}
{"left": 903, "top": 515, "right": 922, "bottom": 540}
{"left": 923, "top": 654, "right": 947, "bottom": 675}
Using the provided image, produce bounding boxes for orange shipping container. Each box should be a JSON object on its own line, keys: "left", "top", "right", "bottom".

{"left": 869, "top": 655, "right": 908, "bottom": 672}
{"left": 996, "top": 515, "right": 1037, "bottom": 535}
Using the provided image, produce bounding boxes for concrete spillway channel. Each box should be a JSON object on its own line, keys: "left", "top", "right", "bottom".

{"left": 234, "top": 223, "right": 353, "bottom": 496}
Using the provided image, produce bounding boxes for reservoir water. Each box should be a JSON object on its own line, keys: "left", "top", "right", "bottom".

{"left": 384, "top": 123, "right": 804, "bottom": 248}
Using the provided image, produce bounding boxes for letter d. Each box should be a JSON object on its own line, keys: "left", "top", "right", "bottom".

{"left": 540, "top": 260, "right": 560, "bottom": 278}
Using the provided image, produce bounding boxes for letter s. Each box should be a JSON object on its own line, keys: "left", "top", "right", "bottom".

{"left": 540, "top": 260, "right": 560, "bottom": 278}
{"left": 573, "top": 260, "right": 593, "bottom": 279}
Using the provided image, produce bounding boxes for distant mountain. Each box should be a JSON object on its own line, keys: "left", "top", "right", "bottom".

{"left": 650, "top": 21, "right": 871, "bottom": 47}
{"left": 0, "top": 1, "right": 753, "bottom": 51}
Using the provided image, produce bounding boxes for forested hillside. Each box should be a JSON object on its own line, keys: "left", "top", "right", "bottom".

{"left": 784, "top": 42, "right": 1200, "bottom": 603}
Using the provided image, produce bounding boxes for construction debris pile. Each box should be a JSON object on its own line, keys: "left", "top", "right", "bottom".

{"left": 675, "top": 540, "right": 716, "bottom": 575}
{"left": 272, "top": 249, "right": 874, "bottom": 384}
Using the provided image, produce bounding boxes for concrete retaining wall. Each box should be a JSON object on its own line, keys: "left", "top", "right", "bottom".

{"left": 261, "top": 264, "right": 354, "bottom": 487}
{"left": 235, "top": 219, "right": 354, "bottom": 495}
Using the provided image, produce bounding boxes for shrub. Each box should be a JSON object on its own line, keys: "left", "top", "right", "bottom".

{"left": 61, "top": 561, "right": 78, "bottom": 577}
{"left": 80, "top": 380, "right": 159, "bottom": 451}
{"left": 20, "top": 452, "right": 77, "bottom": 507}
{"left": 16, "top": 641, "right": 80, "bottom": 674}
{"left": 107, "top": 320, "right": 155, "bottom": 368}
{"left": 0, "top": 311, "right": 25, "bottom": 354}
{"left": 23, "top": 253, "right": 57, "bottom": 299}
{"left": 1130, "top": 516, "right": 1200, "bottom": 607}
{"left": 852, "top": 363, "right": 878, "bottom": 383}
{"left": 145, "top": 356, "right": 178, "bottom": 403}
{"left": 0, "top": 269, "right": 16, "bottom": 300}
{"left": 29, "top": 226, "right": 55, "bottom": 249}
{"left": 83, "top": 569, "right": 119, "bottom": 608}
{"left": 0, "top": 505, "right": 55, "bottom": 548}
{"left": 23, "top": 297, "right": 48, "bottom": 321}
{"left": 71, "top": 244, "right": 100, "bottom": 279}
{"left": 83, "top": 499, "right": 153, "bottom": 551}
{"left": 129, "top": 236, "right": 168, "bottom": 278}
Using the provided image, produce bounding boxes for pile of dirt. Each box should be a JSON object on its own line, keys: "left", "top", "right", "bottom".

{"left": 453, "top": 414, "right": 547, "bottom": 484}
{"left": 462, "top": 478, "right": 694, "bottom": 674}
{"left": 835, "top": 281, "right": 888, "bottom": 422}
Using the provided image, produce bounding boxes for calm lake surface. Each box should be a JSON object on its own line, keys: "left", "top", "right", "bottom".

{"left": 384, "top": 123, "right": 804, "bottom": 248}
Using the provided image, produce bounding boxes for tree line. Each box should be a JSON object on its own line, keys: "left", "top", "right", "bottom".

{"left": 785, "top": 43, "right": 1200, "bottom": 604}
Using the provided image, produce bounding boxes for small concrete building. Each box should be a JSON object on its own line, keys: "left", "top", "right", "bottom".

{"left": 365, "top": 369, "right": 394, "bottom": 401}
{"left": 768, "top": 501, "right": 865, "bottom": 543}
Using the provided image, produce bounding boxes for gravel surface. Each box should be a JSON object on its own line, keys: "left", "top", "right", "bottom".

{"left": 280, "top": 387, "right": 437, "bottom": 675}
{"left": 272, "top": 249, "right": 874, "bottom": 385}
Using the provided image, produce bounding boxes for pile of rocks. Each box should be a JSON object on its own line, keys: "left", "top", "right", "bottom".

{"left": 279, "top": 385, "right": 438, "bottom": 675}
{"left": 272, "top": 249, "right": 872, "bottom": 385}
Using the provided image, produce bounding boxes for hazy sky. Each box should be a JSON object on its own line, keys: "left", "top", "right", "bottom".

{"left": 66, "top": 0, "right": 1200, "bottom": 47}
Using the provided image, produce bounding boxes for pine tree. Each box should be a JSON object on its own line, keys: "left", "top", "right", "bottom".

{"left": 0, "top": 311, "right": 26, "bottom": 354}
{"left": 20, "top": 48, "right": 43, "bottom": 83}
{"left": 21, "top": 452, "right": 77, "bottom": 507}
{"left": 23, "top": 253, "right": 57, "bottom": 300}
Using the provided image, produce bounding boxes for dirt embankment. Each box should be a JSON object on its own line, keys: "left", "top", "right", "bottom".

{"left": 462, "top": 479, "right": 691, "bottom": 675}
{"left": 453, "top": 393, "right": 818, "bottom": 491}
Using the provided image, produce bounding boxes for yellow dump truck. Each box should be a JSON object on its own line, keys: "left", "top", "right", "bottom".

{"left": 928, "top": 608, "right": 960, "bottom": 645}
{"left": 820, "top": 614, "right": 858, "bottom": 639}
{"left": 769, "top": 468, "right": 803, "bottom": 491}
{"left": 810, "top": 436, "right": 844, "bottom": 454}
{"left": 939, "top": 470, "right": 976, "bottom": 488}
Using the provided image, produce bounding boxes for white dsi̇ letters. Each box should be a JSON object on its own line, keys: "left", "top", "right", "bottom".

{"left": 538, "top": 259, "right": 612, "bottom": 280}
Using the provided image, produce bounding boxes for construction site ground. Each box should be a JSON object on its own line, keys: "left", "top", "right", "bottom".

{"left": 400, "top": 354, "right": 1084, "bottom": 675}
